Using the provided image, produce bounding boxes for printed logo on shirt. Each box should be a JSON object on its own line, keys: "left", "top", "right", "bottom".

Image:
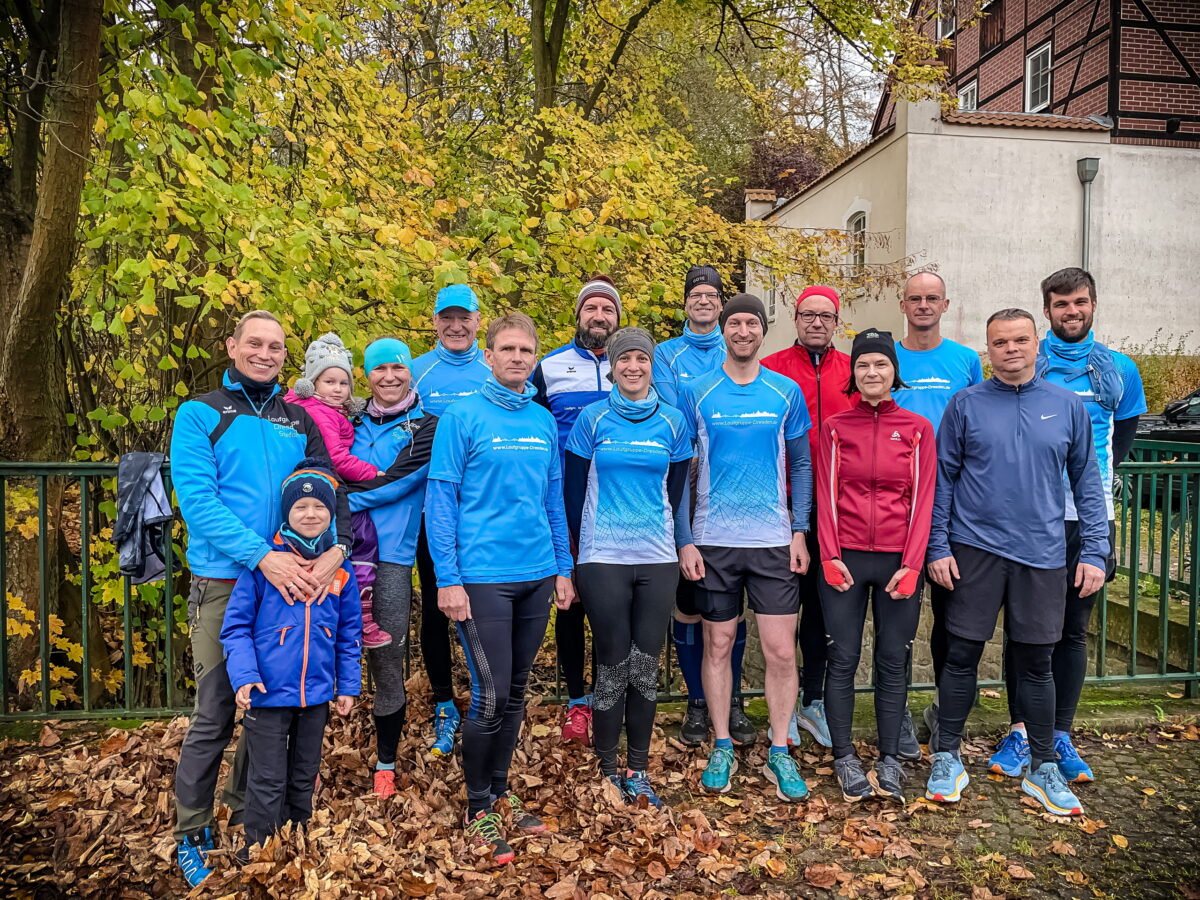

{"left": 429, "top": 389, "right": 476, "bottom": 399}
{"left": 903, "top": 376, "right": 952, "bottom": 392}
{"left": 1040, "top": 413, "right": 1058, "bottom": 420}
{"left": 222, "top": 405, "right": 236, "bottom": 414}
{"left": 890, "top": 430, "right": 902, "bottom": 441}
{"left": 598, "top": 437, "right": 669, "bottom": 454}
{"left": 709, "top": 409, "right": 779, "bottom": 427}
{"left": 490, "top": 434, "right": 551, "bottom": 452}
{"left": 566, "top": 366, "right": 576, "bottom": 373}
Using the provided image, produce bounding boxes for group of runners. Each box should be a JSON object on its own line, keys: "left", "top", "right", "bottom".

{"left": 168, "top": 263, "right": 1145, "bottom": 884}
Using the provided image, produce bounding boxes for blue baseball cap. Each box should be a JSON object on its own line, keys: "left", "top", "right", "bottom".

{"left": 434, "top": 284, "right": 479, "bottom": 314}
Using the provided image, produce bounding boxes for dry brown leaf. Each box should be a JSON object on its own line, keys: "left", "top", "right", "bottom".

{"left": 1112, "top": 834, "right": 1129, "bottom": 849}
{"left": 1006, "top": 864, "right": 1035, "bottom": 879}
{"left": 39, "top": 725, "right": 60, "bottom": 748}
{"left": 1046, "top": 839, "right": 1076, "bottom": 856}
{"left": 1062, "top": 870, "right": 1088, "bottom": 885}
{"left": 804, "top": 863, "right": 841, "bottom": 888}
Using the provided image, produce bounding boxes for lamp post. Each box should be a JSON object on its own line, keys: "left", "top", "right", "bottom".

{"left": 1077, "top": 157, "right": 1100, "bottom": 270}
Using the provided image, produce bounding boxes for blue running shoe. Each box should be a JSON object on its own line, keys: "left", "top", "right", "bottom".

{"left": 1023, "top": 761, "right": 1084, "bottom": 816}
{"left": 763, "top": 751, "right": 809, "bottom": 801}
{"left": 701, "top": 746, "right": 738, "bottom": 793}
{"left": 430, "top": 702, "right": 461, "bottom": 757}
{"left": 988, "top": 729, "right": 1030, "bottom": 777}
{"left": 925, "top": 751, "right": 969, "bottom": 803}
{"left": 794, "top": 699, "right": 832, "bottom": 748}
{"left": 623, "top": 770, "right": 666, "bottom": 809}
{"left": 1053, "top": 731, "right": 1095, "bottom": 783}
{"left": 177, "top": 827, "right": 215, "bottom": 887}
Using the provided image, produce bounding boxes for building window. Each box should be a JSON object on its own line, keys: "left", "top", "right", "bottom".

{"left": 847, "top": 211, "right": 867, "bottom": 276}
{"left": 937, "top": 0, "right": 957, "bottom": 40}
{"left": 958, "top": 80, "right": 978, "bottom": 111}
{"left": 1025, "top": 43, "right": 1052, "bottom": 112}
{"left": 981, "top": 0, "right": 1004, "bottom": 53}
{"left": 766, "top": 272, "right": 778, "bottom": 323}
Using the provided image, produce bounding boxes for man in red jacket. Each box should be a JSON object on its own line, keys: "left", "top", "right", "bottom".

{"left": 762, "top": 285, "right": 854, "bottom": 748}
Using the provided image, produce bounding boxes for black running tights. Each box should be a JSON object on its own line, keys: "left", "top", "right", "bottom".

{"left": 577, "top": 562, "right": 678, "bottom": 777}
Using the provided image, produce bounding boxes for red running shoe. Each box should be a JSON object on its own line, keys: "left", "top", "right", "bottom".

{"left": 561, "top": 702, "right": 592, "bottom": 746}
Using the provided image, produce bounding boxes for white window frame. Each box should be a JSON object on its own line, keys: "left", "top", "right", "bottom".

{"left": 847, "top": 211, "right": 867, "bottom": 275}
{"left": 957, "top": 80, "right": 978, "bottom": 110}
{"left": 766, "top": 273, "right": 778, "bottom": 323}
{"left": 937, "top": 0, "right": 957, "bottom": 40}
{"left": 1025, "top": 42, "right": 1052, "bottom": 113}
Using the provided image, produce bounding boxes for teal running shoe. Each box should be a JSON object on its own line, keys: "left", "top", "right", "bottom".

{"left": 925, "top": 751, "right": 969, "bottom": 803}
{"left": 1053, "top": 731, "right": 1095, "bottom": 783}
{"left": 988, "top": 729, "right": 1031, "bottom": 777}
{"left": 762, "top": 751, "right": 809, "bottom": 802}
{"left": 1023, "top": 761, "right": 1084, "bottom": 816}
{"left": 430, "top": 702, "right": 461, "bottom": 758}
{"left": 701, "top": 746, "right": 738, "bottom": 793}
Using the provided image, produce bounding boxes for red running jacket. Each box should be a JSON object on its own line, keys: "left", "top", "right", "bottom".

{"left": 815, "top": 399, "right": 937, "bottom": 578}
{"left": 762, "top": 344, "right": 856, "bottom": 458}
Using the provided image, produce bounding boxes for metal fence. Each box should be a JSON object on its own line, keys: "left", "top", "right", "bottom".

{"left": 1, "top": 440, "right": 1197, "bottom": 721}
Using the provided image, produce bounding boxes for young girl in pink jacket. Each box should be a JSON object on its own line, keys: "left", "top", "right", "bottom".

{"left": 285, "top": 333, "right": 392, "bottom": 647}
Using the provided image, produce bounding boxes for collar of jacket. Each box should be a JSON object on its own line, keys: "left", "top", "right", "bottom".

{"left": 854, "top": 397, "right": 899, "bottom": 414}
{"left": 223, "top": 368, "right": 281, "bottom": 404}
{"left": 362, "top": 394, "right": 426, "bottom": 426}
{"left": 571, "top": 337, "right": 606, "bottom": 362}
{"left": 788, "top": 342, "right": 841, "bottom": 368}
{"left": 988, "top": 373, "right": 1043, "bottom": 393}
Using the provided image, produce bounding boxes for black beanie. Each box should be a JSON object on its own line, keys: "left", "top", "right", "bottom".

{"left": 719, "top": 293, "right": 768, "bottom": 335}
{"left": 684, "top": 265, "right": 724, "bottom": 299}
{"left": 849, "top": 328, "right": 906, "bottom": 393}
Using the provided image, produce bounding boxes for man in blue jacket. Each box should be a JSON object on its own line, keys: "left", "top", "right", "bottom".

{"left": 924, "top": 308, "right": 1108, "bottom": 818}
{"left": 990, "top": 268, "right": 1147, "bottom": 782}
{"left": 169, "top": 310, "right": 353, "bottom": 886}
{"left": 531, "top": 275, "right": 620, "bottom": 744}
{"left": 410, "top": 285, "right": 490, "bottom": 757}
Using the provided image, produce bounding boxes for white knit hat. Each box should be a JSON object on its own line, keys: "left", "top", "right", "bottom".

{"left": 291, "top": 333, "right": 354, "bottom": 398}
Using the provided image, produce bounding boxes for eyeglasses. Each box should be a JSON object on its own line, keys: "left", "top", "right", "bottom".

{"left": 687, "top": 291, "right": 720, "bottom": 301}
{"left": 798, "top": 311, "right": 837, "bottom": 324}
{"left": 903, "top": 295, "right": 945, "bottom": 304}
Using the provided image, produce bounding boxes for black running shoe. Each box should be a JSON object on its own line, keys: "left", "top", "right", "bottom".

{"left": 835, "top": 754, "right": 875, "bottom": 802}
{"left": 729, "top": 701, "right": 758, "bottom": 746}
{"left": 680, "top": 701, "right": 711, "bottom": 746}
{"left": 898, "top": 708, "right": 922, "bottom": 762}
{"left": 873, "top": 755, "right": 906, "bottom": 802}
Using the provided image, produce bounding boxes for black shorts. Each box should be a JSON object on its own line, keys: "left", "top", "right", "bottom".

{"left": 943, "top": 542, "right": 1067, "bottom": 645}
{"left": 675, "top": 575, "right": 700, "bottom": 617}
{"left": 695, "top": 545, "right": 800, "bottom": 622}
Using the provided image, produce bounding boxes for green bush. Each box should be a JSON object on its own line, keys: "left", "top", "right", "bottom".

{"left": 1120, "top": 332, "right": 1200, "bottom": 414}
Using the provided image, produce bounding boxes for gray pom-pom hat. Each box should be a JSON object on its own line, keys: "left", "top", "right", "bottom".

{"left": 291, "top": 333, "right": 355, "bottom": 399}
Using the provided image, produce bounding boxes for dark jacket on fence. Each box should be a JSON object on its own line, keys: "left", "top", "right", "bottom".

{"left": 115, "top": 451, "right": 174, "bottom": 584}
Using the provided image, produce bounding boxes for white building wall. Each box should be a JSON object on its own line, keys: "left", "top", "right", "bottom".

{"left": 750, "top": 99, "right": 1200, "bottom": 367}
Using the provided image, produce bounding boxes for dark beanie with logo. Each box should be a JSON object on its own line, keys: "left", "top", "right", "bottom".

{"left": 848, "top": 328, "right": 907, "bottom": 393}
{"left": 684, "top": 265, "right": 724, "bottom": 299}
{"left": 281, "top": 458, "right": 339, "bottom": 523}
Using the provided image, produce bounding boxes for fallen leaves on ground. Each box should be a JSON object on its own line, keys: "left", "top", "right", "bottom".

{"left": 0, "top": 697, "right": 1197, "bottom": 898}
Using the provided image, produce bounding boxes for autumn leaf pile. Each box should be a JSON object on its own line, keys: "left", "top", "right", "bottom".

{"left": 2, "top": 694, "right": 1199, "bottom": 899}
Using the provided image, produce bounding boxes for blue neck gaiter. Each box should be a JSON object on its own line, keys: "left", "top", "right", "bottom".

{"left": 682, "top": 322, "right": 723, "bottom": 351}
{"left": 480, "top": 375, "right": 535, "bottom": 410}
{"left": 609, "top": 384, "right": 660, "bottom": 422}
{"left": 434, "top": 342, "right": 482, "bottom": 366}
{"left": 1045, "top": 329, "right": 1095, "bottom": 363}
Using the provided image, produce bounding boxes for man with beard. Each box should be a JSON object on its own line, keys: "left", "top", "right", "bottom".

{"left": 987, "top": 269, "right": 1145, "bottom": 784}
{"left": 532, "top": 275, "right": 621, "bottom": 744}
{"left": 677, "top": 294, "right": 814, "bottom": 801}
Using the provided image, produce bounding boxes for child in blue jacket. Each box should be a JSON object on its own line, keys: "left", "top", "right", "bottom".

{"left": 221, "top": 459, "right": 363, "bottom": 855}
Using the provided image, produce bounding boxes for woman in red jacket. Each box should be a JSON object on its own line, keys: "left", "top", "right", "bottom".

{"left": 816, "top": 329, "right": 936, "bottom": 803}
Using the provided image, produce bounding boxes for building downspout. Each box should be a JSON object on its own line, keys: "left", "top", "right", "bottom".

{"left": 1077, "top": 158, "right": 1100, "bottom": 270}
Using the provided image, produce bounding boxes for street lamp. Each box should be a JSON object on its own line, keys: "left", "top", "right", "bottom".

{"left": 1077, "top": 157, "right": 1100, "bottom": 270}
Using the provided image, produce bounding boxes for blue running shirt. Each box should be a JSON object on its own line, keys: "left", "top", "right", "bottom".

{"left": 565, "top": 401, "right": 692, "bottom": 564}
{"left": 893, "top": 338, "right": 983, "bottom": 433}
{"left": 1040, "top": 340, "right": 1147, "bottom": 520}
{"left": 428, "top": 392, "right": 561, "bottom": 582}
{"left": 680, "top": 368, "right": 811, "bottom": 548}
{"left": 411, "top": 345, "right": 491, "bottom": 417}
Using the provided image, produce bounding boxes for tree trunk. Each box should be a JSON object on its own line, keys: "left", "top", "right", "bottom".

{"left": 0, "top": 0, "right": 103, "bottom": 462}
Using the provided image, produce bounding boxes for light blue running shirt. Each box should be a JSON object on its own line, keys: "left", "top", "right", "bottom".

{"left": 566, "top": 400, "right": 692, "bottom": 565}
{"left": 680, "top": 367, "right": 811, "bottom": 548}
{"left": 1040, "top": 335, "right": 1147, "bottom": 520}
{"left": 428, "top": 391, "right": 561, "bottom": 582}
{"left": 411, "top": 344, "right": 491, "bottom": 417}
{"left": 893, "top": 337, "right": 983, "bottom": 433}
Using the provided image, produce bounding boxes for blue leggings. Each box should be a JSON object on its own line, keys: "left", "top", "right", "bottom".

{"left": 456, "top": 578, "right": 554, "bottom": 815}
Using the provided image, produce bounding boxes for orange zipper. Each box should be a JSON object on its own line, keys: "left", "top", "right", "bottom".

{"left": 300, "top": 602, "right": 311, "bottom": 707}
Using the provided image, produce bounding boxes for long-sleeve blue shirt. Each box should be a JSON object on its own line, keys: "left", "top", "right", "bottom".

{"left": 928, "top": 375, "right": 1109, "bottom": 570}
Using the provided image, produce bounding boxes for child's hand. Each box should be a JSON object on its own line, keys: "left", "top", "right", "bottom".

{"left": 236, "top": 682, "right": 266, "bottom": 710}
{"left": 377, "top": 469, "right": 385, "bottom": 477}
{"left": 335, "top": 695, "right": 355, "bottom": 716}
